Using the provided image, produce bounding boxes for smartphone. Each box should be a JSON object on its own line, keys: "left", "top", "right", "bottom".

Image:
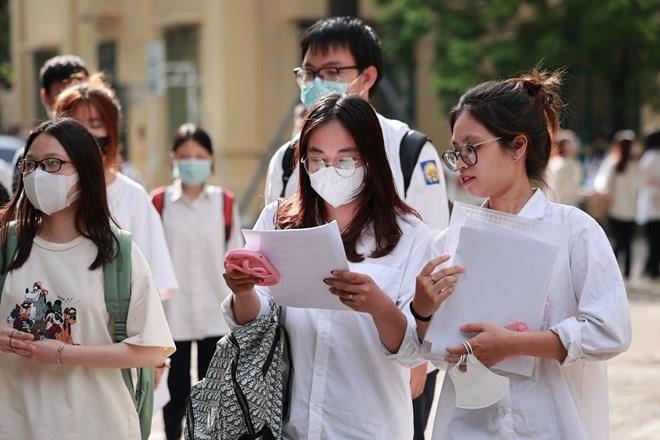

{"left": 224, "top": 249, "right": 280, "bottom": 286}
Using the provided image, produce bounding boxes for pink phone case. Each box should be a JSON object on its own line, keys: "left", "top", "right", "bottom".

{"left": 224, "top": 249, "right": 280, "bottom": 286}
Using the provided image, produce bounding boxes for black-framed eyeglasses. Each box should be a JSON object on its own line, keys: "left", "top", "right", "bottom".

{"left": 301, "top": 156, "right": 361, "bottom": 177}
{"left": 441, "top": 137, "right": 501, "bottom": 172}
{"left": 293, "top": 66, "right": 361, "bottom": 84}
{"left": 16, "top": 158, "right": 73, "bottom": 175}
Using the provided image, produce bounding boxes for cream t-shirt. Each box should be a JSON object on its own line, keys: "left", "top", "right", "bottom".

{"left": 0, "top": 235, "right": 175, "bottom": 440}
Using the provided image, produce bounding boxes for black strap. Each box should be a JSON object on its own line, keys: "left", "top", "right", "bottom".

{"left": 399, "top": 129, "right": 429, "bottom": 198}
{"left": 280, "top": 140, "right": 296, "bottom": 198}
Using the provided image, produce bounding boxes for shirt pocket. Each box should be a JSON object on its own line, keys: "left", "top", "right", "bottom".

{"left": 349, "top": 261, "right": 405, "bottom": 305}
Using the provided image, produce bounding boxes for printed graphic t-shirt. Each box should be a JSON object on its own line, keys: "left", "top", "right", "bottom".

{"left": 0, "top": 235, "right": 175, "bottom": 440}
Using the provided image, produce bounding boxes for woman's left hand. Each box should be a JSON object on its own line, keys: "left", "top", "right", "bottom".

{"left": 30, "top": 339, "right": 65, "bottom": 364}
{"left": 324, "top": 270, "right": 392, "bottom": 316}
{"left": 445, "top": 323, "right": 518, "bottom": 368}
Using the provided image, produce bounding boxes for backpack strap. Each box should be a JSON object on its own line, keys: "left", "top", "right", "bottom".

{"left": 280, "top": 140, "right": 296, "bottom": 198}
{"left": 399, "top": 129, "right": 429, "bottom": 198}
{"left": 223, "top": 189, "right": 235, "bottom": 244}
{"left": 0, "top": 222, "right": 18, "bottom": 302}
{"left": 151, "top": 186, "right": 166, "bottom": 216}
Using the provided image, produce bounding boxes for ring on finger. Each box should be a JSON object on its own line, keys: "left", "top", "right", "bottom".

{"left": 8, "top": 332, "right": 14, "bottom": 351}
{"left": 349, "top": 294, "right": 353, "bottom": 301}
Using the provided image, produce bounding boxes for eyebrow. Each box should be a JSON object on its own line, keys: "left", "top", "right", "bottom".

{"left": 451, "top": 135, "right": 482, "bottom": 148}
{"left": 303, "top": 61, "right": 345, "bottom": 69}
{"left": 307, "top": 146, "right": 358, "bottom": 154}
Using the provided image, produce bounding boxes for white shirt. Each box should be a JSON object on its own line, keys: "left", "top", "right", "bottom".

{"left": 107, "top": 173, "right": 179, "bottom": 293}
{"left": 0, "top": 235, "right": 175, "bottom": 440}
{"left": 264, "top": 113, "right": 450, "bottom": 231}
{"left": 593, "top": 155, "right": 640, "bottom": 221}
{"left": 221, "top": 202, "right": 433, "bottom": 440}
{"left": 636, "top": 150, "right": 660, "bottom": 223}
{"left": 160, "top": 181, "right": 243, "bottom": 340}
{"left": 547, "top": 156, "right": 583, "bottom": 206}
{"left": 397, "top": 190, "right": 631, "bottom": 440}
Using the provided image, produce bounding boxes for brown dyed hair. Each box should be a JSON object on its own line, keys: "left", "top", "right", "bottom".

{"left": 276, "top": 94, "right": 418, "bottom": 262}
{"left": 1, "top": 118, "right": 118, "bottom": 272}
{"left": 450, "top": 68, "right": 564, "bottom": 186}
{"left": 52, "top": 73, "right": 121, "bottom": 170}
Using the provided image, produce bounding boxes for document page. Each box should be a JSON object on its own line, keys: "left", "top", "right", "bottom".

{"left": 243, "top": 221, "right": 351, "bottom": 310}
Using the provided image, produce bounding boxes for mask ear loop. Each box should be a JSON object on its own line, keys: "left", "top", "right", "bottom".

{"left": 452, "top": 354, "right": 467, "bottom": 374}
{"left": 463, "top": 340, "right": 475, "bottom": 364}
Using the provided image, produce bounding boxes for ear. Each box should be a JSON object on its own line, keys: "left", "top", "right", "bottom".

{"left": 511, "top": 135, "right": 528, "bottom": 161}
{"left": 356, "top": 65, "right": 378, "bottom": 96}
{"left": 39, "top": 89, "right": 51, "bottom": 113}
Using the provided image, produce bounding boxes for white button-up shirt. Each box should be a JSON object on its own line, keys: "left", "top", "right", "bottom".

{"left": 398, "top": 190, "right": 631, "bottom": 440}
{"left": 222, "top": 202, "right": 432, "bottom": 440}
{"left": 161, "top": 181, "right": 243, "bottom": 340}
{"left": 264, "top": 113, "right": 450, "bottom": 231}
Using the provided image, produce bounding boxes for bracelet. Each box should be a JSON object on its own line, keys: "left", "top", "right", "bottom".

{"left": 409, "top": 302, "right": 433, "bottom": 322}
{"left": 56, "top": 343, "right": 66, "bottom": 365}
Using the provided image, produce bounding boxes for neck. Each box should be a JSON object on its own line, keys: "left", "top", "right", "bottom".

{"left": 488, "top": 179, "right": 535, "bottom": 215}
{"left": 105, "top": 167, "right": 118, "bottom": 185}
{"left": 181, "top": 182, "right": 205, "bottom": 199}
{"left": 323, "top": 197, "right": 360, "bottom": 232}
{"left": 38, "top": 204, "right": 80, "bottom": 243}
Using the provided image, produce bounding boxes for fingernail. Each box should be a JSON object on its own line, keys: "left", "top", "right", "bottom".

{"left": 331, "top": 270, "right": 337, "bottom": 276}
{"left": 323, "top": 278, "right": 330, "bottom": 284}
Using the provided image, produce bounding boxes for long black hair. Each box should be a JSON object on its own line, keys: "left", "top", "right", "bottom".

{"left": 277, "top": 94, "right": 418, "bottom": 262}
{"left": 0, "top": 118, "right": 118, "bottom": 272}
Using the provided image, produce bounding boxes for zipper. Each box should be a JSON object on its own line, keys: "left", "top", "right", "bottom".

{"left": 230, "top": 334, "right": 256, "bottom": 435}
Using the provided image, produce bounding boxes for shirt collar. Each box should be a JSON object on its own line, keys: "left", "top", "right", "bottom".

{"left": 170, "top": 179, "right": 211, "bottom": 203}
{"left": 481, "top": 189, "right": 548, "bottom": 220}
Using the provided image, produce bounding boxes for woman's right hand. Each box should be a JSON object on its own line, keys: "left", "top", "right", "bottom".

{"left": 412, "top": 255, "right": 464, "bottom": 318}
{"left": 222, "top": 266, "right": 261, "bottom": 297}
{"left": 0, "top": 326, "right": 36, "bottom": 357}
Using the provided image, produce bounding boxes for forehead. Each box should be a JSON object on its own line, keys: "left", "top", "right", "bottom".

{"left": 26, "top": 133, "right": 69, "bottom": 159}
{"left": 72, "top": 102, "right": 101, "bottom": 120}
{"left": 307, "top": 120, "right": 357, "bottom": 154}
{"left": 451, "top": 111, "right": 496, "bottom": 144}
{"left": 175, "top": 139, "right": 212, "bottom": 155}
{"left": 303, "top": 44, "right": 356, "bottom": 67}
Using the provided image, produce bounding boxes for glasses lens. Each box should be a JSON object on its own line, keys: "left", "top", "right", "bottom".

{"left": 335, "top": 157, "right": 357, "bottom": 177}
{"left": 441, "top": 151, "right": 458, "bottom": 171}
{"left": 461, "top": 145, "right": 477, "bottom": 166}
{"left": 17, "top": 160, "right": 34, "bottom": 175}
{"left": 43, "top": 158, "right": 63, "bottom": 173}
{"left": 319, "top": 67, "right": 341, "bottom": 82}
{"left": 304, "top": 158, "right": 326, "bottom": 174}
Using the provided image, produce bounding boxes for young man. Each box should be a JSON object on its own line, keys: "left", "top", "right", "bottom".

{"left": 263, "top": 16, "right": 447, "bottom": 439}
{"left": 11, "top": 55, "right": 89, "bottom": 192}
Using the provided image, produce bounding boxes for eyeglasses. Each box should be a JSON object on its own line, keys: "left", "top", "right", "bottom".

{"left": 441, "top": 137, "right": 501, "bottom": 172}
{"left": 17, "top": 158, "right": 73, "bottom": 175}
{"left": 301, "top": 156, "right": 361, "bottom": 177}
{"left": 293, "top": 66, "right": 361, "bottom": 85}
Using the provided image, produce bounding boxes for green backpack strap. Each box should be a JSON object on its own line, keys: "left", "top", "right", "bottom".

{"left": 0, "top": 222, "right": 19, "bottom": 301}
{"left": 103, "top": 226, "right": 154, "bottom": 440}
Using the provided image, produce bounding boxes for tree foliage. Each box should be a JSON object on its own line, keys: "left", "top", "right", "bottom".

{"left": 375, "top": 0, "right": 660, "bottom": 140}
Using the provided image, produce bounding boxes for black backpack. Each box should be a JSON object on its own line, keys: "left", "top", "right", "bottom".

{"left": 279, "top": 129, "right": 429, "bottom": 198}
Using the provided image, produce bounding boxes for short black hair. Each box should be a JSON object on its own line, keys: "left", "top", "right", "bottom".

{"left": 172, "top": 123, "right": 214, "bottom": 156}
{"left": 645, "top": 129, "right": 660, "bottom": 152}
{"left": 39, "top": 55, "right": 89, "bottom": 95}
{"left": 300, "top": 17, "right": 383, "bottom": 95}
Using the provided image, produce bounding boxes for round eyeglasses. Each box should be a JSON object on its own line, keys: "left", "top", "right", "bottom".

{"left": 293, "top": 66, "right": 361, "bottom": 85}
{"left": 441, "top": 137, "right": 501, "bottom": 172}
{"left": 301, "top": 156, "right": 360, "bottom": 177}
{"left": 17, "top": 158, "right": 73, "bottom": 175}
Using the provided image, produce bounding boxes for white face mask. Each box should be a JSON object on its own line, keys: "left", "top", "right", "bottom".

{"left": 309, "top": 166, "right": 365, "bottom": 208}
{"left": 23, "top": 168, "right": 79, "bottom": 215}
{"left": 448, "top": 342, "right": 510, "bottom": 409}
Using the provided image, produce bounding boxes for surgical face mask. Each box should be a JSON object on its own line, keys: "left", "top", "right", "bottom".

{"left": 173, "top": 158, "right": 213, "bottom": 186}
{"left": 23, "top": 169, "right": 79, "bottom": 215}
{"left": 299, "top": 77, "right": 348, "bottom": 108}
{"left": 95, "top": 136, "right": 110, "bottom": 154}
{"left": 447, "top": 342, "right": 510, "bottom": 409}
{"left": 309, "top": 166, "right": 365, "bottom": 208}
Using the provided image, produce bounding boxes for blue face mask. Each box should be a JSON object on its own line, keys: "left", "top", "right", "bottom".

{"left": 299, "top": 77, "right": 349, "bottom": 108}
{"left": 173, "top": 158, "right": 213, "bottom": 186}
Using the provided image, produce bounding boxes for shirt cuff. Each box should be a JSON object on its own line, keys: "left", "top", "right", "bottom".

{"left": 384, "top": 314, "right": 426, "bottom": 368}
{"left": 550, "top": 316, "right": 583, "bottom": 365}
{"left": 220, "top": 293, "right": 271, "bottom": 329}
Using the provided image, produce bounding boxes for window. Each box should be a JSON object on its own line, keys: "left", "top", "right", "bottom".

{"left": 165, "top": 25, "right": 200, "bottom": 138}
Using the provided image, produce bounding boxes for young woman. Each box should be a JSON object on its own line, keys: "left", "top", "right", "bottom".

{"left": 52, "top": 76, "right": 178, "bottom": 297}
{"left": 155, "top": 123, "right": 242, "bottom": 440}
{"left": 223, "top": 94, "right": 432, "bottom": 439}
{"left": 410, "top": 70, "right": 631, "bottom": 439}
{"left": 0, "top": 118, "right": 174, "bottom": 440}
{"left": 594, "top": 130, "right": 640, "bottom": 278}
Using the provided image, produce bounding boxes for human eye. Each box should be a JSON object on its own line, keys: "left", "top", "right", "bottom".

{"left": 302, "top": 68, "right": 316, "bottom": 82}
{"left": 43, "top": 158, "right": 63, "bottom": 172}
{"left": 320, "top": 67, "right": 340, "bottom": 81}
{"left": 336, "top": 156, "right": 356, "bottom": 170}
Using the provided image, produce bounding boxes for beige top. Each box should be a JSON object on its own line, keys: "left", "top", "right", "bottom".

{"left": 0, "top": 235, "right": 175, "bottom": 440}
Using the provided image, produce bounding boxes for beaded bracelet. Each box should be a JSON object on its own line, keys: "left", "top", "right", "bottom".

{"left": 56, "top": 343, "right": 66, "bottom": 365}
{"left": 409, "top": 302, "right": 433, "bottom": 322}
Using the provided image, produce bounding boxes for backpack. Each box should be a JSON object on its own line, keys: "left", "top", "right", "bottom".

{"left": 0, "top": 223, "right": 155, "bottom": 440}
{"left": 184, "top": 305, "right": 292, "bottom": 440}
{"left": 280, "top": 129, "right": 429, "bottom": 198}
{"left": 152, "top": 186, "right": 235, "bottom": 244}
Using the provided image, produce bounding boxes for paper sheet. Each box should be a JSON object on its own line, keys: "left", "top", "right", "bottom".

{"left": 423, "top": 224, "right": 560, "bottom": 376}
{"left": 153, "top": 367, "right": 170, "bottom": 412}
{"left": 243, "top": 221, "right": 350, "bottom": 310}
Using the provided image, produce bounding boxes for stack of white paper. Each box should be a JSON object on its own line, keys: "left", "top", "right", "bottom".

{"left": 243, "top": 221, "right": 351, "bottom": 310}
{"left": 423, "top": 202, "right": 565, "bottom": 376}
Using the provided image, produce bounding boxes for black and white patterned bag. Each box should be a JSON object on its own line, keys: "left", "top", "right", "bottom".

{"left": 185, "top": 305, "right": 292, "bottom": 440}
